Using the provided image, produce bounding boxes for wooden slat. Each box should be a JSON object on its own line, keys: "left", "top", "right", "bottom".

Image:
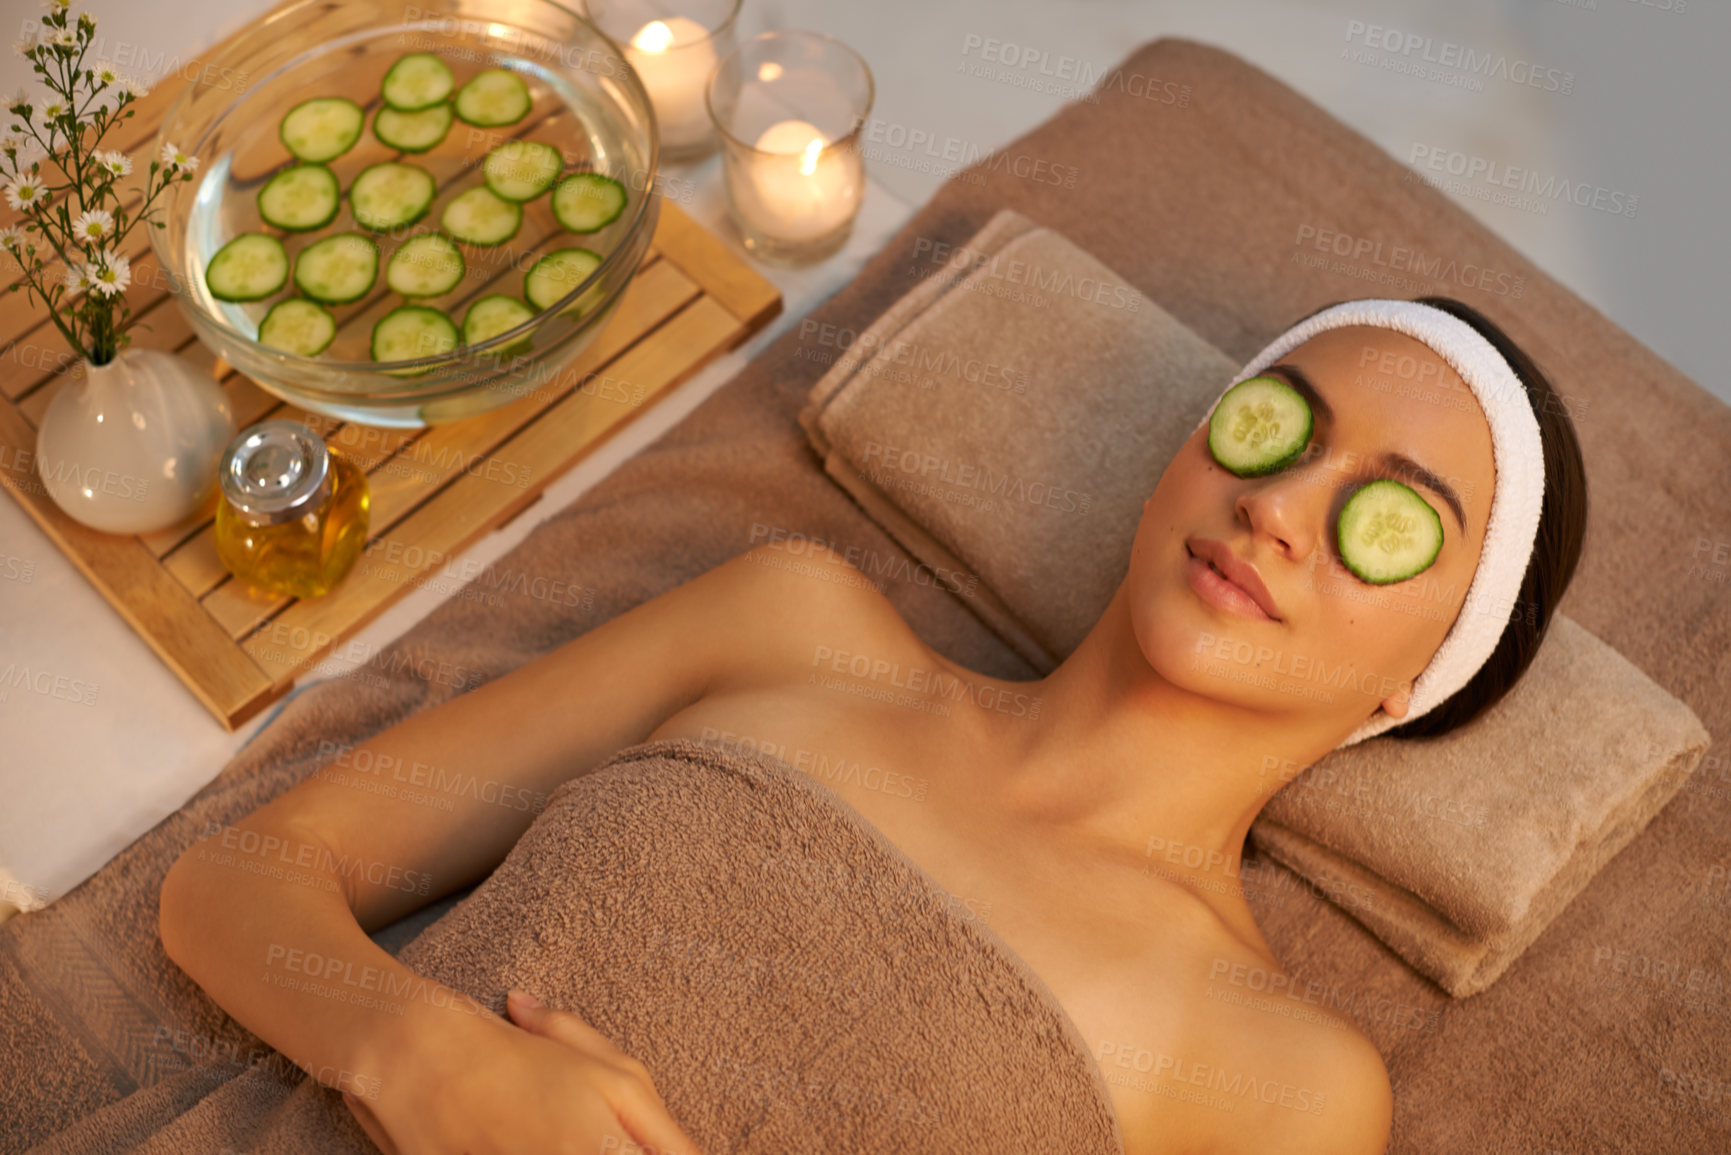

{"left": 0, "top": 400, "right": 280, "bottom": 724}
{"left": 650, "top": 202, "right": 783, "bottom": 330}
{"left": 241, "top": 294, "right": 741, "bottom": 682}
{"left": 201, "top": 256, "right": 703, "bottom": 637}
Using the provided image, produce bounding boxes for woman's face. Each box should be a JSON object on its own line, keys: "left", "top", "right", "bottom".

{"left": 1124, "top": 325, "right": 1497, "bottom": 735}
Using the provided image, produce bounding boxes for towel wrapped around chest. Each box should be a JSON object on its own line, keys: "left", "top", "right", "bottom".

{"left": 177, "top": 736, "right": 1121, "bottom": 1155}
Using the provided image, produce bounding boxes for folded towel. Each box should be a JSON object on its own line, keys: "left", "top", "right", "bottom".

{"left": 796, "top": 208, "right": 1712, "bottom": 996}
{"left": 27, "top": 738, "right": 1126, "bottom": 1155}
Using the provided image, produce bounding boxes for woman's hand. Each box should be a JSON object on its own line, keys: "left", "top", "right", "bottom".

{"left": 345, "top": 989, "right": 703, "bottom": 1155}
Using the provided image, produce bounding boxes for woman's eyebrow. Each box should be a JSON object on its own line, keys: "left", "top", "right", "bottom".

{"left": 1263, "top": 362, "right": 1468, "bottom": 536}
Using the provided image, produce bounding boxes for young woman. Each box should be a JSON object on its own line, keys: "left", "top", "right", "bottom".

{"left": 160, "top": 295, "right": 1587, "bottom": 1155}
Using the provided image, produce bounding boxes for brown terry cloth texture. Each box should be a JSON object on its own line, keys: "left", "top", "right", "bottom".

{"left": 2, "top": 36, "right": 1729, "bottom": 1155}
{"left": 793, "top": 208, "right": 1709, "bottom": 997}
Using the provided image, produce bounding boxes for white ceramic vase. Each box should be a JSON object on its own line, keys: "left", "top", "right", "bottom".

{"left": 34, "top": 347, "right": 236, "bottom": 535}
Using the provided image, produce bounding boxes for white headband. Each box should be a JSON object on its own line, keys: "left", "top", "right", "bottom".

{"left": 1194, "top": 299, "right": 1546, "bottom": 747}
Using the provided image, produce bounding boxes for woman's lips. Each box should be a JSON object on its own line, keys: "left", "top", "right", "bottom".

{"left": 1185, "top": 549, "right": 1277, "bottom": 622}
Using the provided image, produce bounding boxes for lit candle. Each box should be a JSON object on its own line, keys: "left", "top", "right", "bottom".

{"left": 745, "top": 119, "right": 857, "bottom": 243}
{"left": 625, "top": 16, "right": 718, "bottom": 153}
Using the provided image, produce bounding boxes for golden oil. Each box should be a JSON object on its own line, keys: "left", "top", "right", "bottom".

{"left": 215, "top": 420, "right": 370, "bottom": 599}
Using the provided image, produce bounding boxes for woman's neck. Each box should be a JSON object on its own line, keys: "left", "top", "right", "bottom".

{"left": 985, "top": 588, "right": 1356, "bottom": 900}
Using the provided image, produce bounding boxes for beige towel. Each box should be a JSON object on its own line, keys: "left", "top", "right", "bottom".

{"left": 796, "top": 209, "right": 1712, "bottom": 997}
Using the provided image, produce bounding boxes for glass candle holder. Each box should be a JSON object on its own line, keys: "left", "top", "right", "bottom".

{"left": 707, "top": 30, "right": 874, "bottom": 266}
{"left": 581, "top": 0, "right": 740, "bottom": 162}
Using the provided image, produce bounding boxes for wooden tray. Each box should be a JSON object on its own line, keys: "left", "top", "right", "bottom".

{"left": 0, "top": 10, "right": 781, "bottom": 730}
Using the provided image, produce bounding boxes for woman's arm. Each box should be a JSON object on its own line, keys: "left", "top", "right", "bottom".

{"left": 158, "top": 543, "right": 849, "bottom": 1151}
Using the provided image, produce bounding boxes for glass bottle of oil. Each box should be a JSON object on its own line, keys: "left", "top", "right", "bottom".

{"left": 214, "top": 420, "right": 369, "bottom": 599}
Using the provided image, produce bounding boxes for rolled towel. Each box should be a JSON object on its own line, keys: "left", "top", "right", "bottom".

{"left": 796, "top": 208, "right": 1712, "bottom": 997}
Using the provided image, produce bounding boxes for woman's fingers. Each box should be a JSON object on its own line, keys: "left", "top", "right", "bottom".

{"left": 609, "top": 1081, "right": 705, "bottom": 1155}
{"left": 506, "top": 989, "right": 616, "bottom": 1055}
{"left": 342, "top": 1090, "right": 402, "bottom": 1155}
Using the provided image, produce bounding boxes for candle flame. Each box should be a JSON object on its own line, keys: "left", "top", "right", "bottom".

{"left": 757, "top": 62, "right": 783, "bottom": 82}
{"left": 799, "top": 137, "right": 823, "bottom": 176}
{"left": 631, "top": 20, "right": 675, "bottom": 53}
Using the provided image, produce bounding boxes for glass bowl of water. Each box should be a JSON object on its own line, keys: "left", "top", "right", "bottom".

{"left": 151, "top": 0, "right": 661, "bottom": 427}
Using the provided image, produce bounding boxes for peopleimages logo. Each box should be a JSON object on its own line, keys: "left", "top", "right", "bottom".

{"left": 1408, "top": 144, "right": 1638, "bottom": 219}
{"left": 1343, "top": 20, "right": 1575, "bottom": 95}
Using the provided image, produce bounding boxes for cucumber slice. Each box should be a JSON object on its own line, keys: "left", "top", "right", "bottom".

{"left": 482, "top": 140, "right": 562, "bottom": 203}
{"left": 462, "top": 293, "right": 536, "bottom": 353}
{"left": 293, "top": 233, "right": 380, "bottom": 305}
{"left": 205, "top": 233, "right": 289, "bottom": 302}
{"left": 372, "top": 304, "right": 459, "bottom": 375}
{"left": 349, "top": 162, "right": 437, "bottom": 232}
{"left": 381, "top": 52, "right": 454, "bottom": 112}
{"left": 279, "top": 97, "right": 364, "bottom": 163}
{"left": 1207, "top": 375, "right": 1313, "bottom": 478}
{"left": 1336, "top": 479, "right": 1444, "bottom": 585}
{"left": 551, "top": 172, "right": 627, "bottom": 234}
{"left": 523, "top": 247, "right": 602, "bottom": 314}
{"left": 453, "top": 68, "right": 530, "bottom": 127}
{"left": 387, "top": 233, "right": 465, "bottom": 297}
{"left": 257, "top": 297, "right": 337, "bottom": 356}
{"left": 373, "top": 103, "right": 453, "bottom": 153}
{"left": 440, "top": 186, "right": 521, "bottom": 246}
{"left": 257, "top": 164, "right": 340, "bottom": 232}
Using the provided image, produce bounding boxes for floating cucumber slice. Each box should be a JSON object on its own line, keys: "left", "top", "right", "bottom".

{"left": 482, "top": 140, "right": 563, "bottom": 202}
{"left": 349, "top": 162, "right": 437, "bottom": 232}
{"left": 381, "top": 52, "right": 454, "bottom": 111}
{"left": 453, "top": 68, "right": 530, "bottom": 127}
{"left": 279, "top": 97, "right": 364, "bottom": 163}
{"left": 257, "top": 297, "right": 337, "bottom": 356}
{"left": 293, "top": 232, "right": 379, "bottom": 304}
{"left": 387, "top": 233, "right": 465, "bottom": 297}
{"left": 257, "top": 164, "right": 340, "bottom": 232}
{"left": 374, "top": 103, "right": 453, "bottom": 153}
{"left": 440, "top": 186, "right": 521, "bottom": 246}
{"left": 372, "top": 304, "right": 459, "bottom": 376}
{"left": 462, "top": 293, "right": 536, "bottom": 354}
{"left": 523, "top": 247, "right": 602, "bottom": 315}
{"left": 551, "top": 172, "right": 626, "bottom": 234}
{"left": 1336, "top": 479, "right": 1444, "bottom": 585}
{"left": 1207, "top": 375, "right": 1313, "bottom": 478}
{"left": 205, "top": 233, "right": 289, "bottom": 302}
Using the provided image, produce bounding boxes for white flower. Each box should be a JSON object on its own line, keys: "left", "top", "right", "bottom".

{"left": 0, "top": 224, "right": 21, "bottom": 249}
{"left": 90, "top": 60, "right": 118, "bottom": 86}
{"left": 118, "top": 76, "right": 146, "bottom": 100}
{"left": 84, "top": 251, "right": 130, "bottom": 296}
{"left": 93, "top": 148, "right": 129, "bottom": 176}
{"left": 72, "top": 208, "right": 112, "bottom": 242}
{"left": 4, "top": 174, "right": 44, "bottom": 211}
{"left": 49, "top": 30, "right": 77, "bottom": 49}
{"left": 12, "top": 34, "right": 37, "bottom": 58}
{"left": 159, "top": 141, "right": 197, "bottom": 173}
{"left": 39, "top": 98, "right": 67, "bottom": 119}
{"left": 46, "top": 0, "right": 74, "bottom": 11}
{"left": 7, "top": 87, "right": 29, "bottom": 114}
{"left": 62, "top": 263, "right": 88, "bottom": 293}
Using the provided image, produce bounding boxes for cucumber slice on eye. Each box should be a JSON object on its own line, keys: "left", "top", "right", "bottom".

{"left": 523, "top": 247, "right": 602, "bottom": 315}
{"left": 462, "top": 293, "right": 537, "bottom": 354}
{"left": 381, "top": 52, "right": 454, "bottom": 111}
{"left": 551, "top": 172, "right": 627, "bottom": 234}
{"left": 372, "top": 304, "right": 459, "bottom": 376}
{"left": 257, "top": 297, "right": 337, "bottom": 356}
{"left": 1207, "top": 375, "right": 1314, "bottom": 478}
{"left": 349, "top": 161, "right": 437, "bottom": 232}
{"left": 453, "top": 68, "right": 531, "bottom": 127}
{"left": 205, "top": 233, "right": 289, "bottom": 302}
{"left": 482, "top": 140, "right": 563, "bottom": 202}
{"left": 1336, "top": 479, "right": 1444, "bottom": 585}
{"left": 387, "top": 233, "right": 465, "bottom": 297}
{"left": 257, "top": 163, "right": 340, "bottom": 232}
{"left": 293, "top": 232, "right": 380, "bottom": 305}
{"left": 279, "top": 97, "right": 364, "bottom": 163}
{"left": 373, "top": 103, "right": 454, "bottom": 153}
{"left": 440, "top": 186, "right": 522, "bottom": 246}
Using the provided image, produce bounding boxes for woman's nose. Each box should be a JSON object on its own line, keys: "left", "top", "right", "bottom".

{"left": 1234, "top": 470, "right": 1323, "bottom": 561}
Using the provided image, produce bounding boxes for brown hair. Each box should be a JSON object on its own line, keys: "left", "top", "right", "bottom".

{"left": 1365, "top": 295, "right": 1590, "bottom": 738}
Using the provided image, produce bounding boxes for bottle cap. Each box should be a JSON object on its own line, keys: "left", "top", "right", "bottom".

{"left": 219, "top": 420, "right": 333, "bottom": 527}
